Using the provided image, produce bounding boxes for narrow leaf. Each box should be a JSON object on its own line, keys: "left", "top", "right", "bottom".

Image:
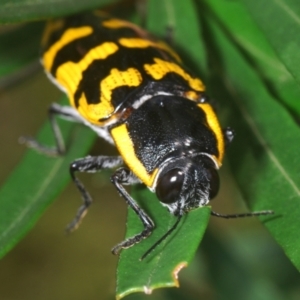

{"left": 0, "top": 97, "right": 96, "bottom": 258}
{"left": 147, "top": 0, "right": 207, "bottom": 74}
{"left": 0, "top": 0, "right": 118, "bottom": 23}
{"left": 241, "top": 0, "right": 300, "bottom": 90}
{"left": 203, "top": 0, "right": 300, "bottom": 118}
{"left": 116, "top": 188, "right": 210, "bottom": 299}
{"left": 204, "top": 13, "right": 300, "bottom": 270}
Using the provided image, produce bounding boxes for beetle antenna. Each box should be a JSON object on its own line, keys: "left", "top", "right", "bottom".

{"left": 211, "top": 210, "right": 274, "bottom": 218}
{"left": 140, "top": 214, "right": 183, "bottom": 261}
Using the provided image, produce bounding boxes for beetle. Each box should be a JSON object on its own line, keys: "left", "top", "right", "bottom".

{"left": 22, "top": 11, "right": 273, "bottom": 259}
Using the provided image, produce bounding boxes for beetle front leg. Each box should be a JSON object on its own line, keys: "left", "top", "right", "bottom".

{"left": 67, "top": 155, "right": 123, "bottom": 232}
{"left": 111, "top": 167, "right": 154, "bottom": 255}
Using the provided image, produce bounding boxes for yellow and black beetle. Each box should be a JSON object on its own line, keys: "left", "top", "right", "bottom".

{"left": 23, "top": 11, "right": 273, "bottom": 258}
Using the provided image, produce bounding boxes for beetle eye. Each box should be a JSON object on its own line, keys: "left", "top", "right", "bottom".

{"left": 156, "top": 169, "right": 184, "bottom": 204}
{"left": 206, "top": 167, "right": 219, "bottom": 199}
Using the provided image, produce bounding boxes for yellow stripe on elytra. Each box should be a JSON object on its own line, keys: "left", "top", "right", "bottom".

{"left": 102, "top": 18, "right": 140, "bottom": 30}
{"left": 119, "top": 38, "right": 181, "bottom": 63}
{"left": 77, "top": 93, "right": 114, "bottom": 125}
{"left": 43, "top": 26, "right": 93, "bottom": 72}
{"left": 100, "top": 67, "right": 142, "bottom": 117}
{"left": 144, "top": 58, "right": 205, "bottom": 92}
{"left": 41, "top": 19, "right": 65, "bottom": 47}
{"left": 103, "top": 18, "right": 181, "bottom": 62}
{"left": 198, "top": 103, "right": 224, "bottom": 166}
{"left": 73, "top": 67, "right": 142, "bottom": 124}
{"left": 111, "top": 124, "right": 158, "bottom": 187}
{"left": 55, "top": 42, "right": 118, "bottom": 109}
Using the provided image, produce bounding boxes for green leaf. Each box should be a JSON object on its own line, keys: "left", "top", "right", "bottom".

{"left": 241, "top": 0, "right": 300, "bottom": 91}
{"left": 201, "top": 228, "right": 298, "bottom": 300}
{"left": 0, "top": 96, "right": 96, "bottom": 258}
{"left": 202, "top": 9, "right": 300, "bottom": 270}
{"left": 2, "top": 0, "right": 299, "bottom": 298}
{"left": 147, "top": 0, "right": 207, "bottom": 75}
{"left": 203, "top": 0, "right": 300, "bottom": 119}
{"left": 0, "top": 0, "right": 118, "bottom": 23}
{"left": 116, "top": 187, "right": 210, "bottom": 299}
{"left": 116, "top": 0, "right": 211, "bottom": 297}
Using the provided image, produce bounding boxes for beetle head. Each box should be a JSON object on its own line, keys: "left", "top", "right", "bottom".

{"left": 155, "top": 155, "right": 219, "bottom": 216}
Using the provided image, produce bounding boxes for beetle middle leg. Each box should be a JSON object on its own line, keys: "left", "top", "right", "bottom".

{"left": 67, "top": 155, "right": 123, "bottom": 232}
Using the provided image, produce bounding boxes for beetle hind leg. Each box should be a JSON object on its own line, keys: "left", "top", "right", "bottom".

{"left": 20, "top": 103, "right": 83, "bottom": 156}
